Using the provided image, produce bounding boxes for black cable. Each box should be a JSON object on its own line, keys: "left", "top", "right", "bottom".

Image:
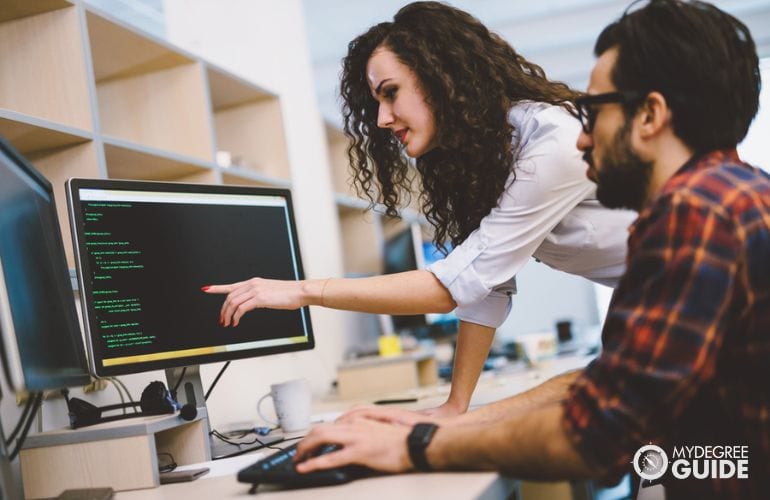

{"left": 8, "top": 392, "right": 43, "bottom": 460}
{"left": 157, "top": 452, "right": 177, "bottom": 473}
{"left": 4, "top": 392, "right": 36, "bottom": 446}
{"left": 204, "top": 361, "right": 230, "bottom": 401}
{"left": 209, "top": 429, "right": 286, "bottom": 460}
{"left": 210, "top": 429, "right": 273, "bottom": 448}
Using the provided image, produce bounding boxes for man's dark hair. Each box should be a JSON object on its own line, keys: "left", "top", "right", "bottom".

{"left": 595, "top": 0, "right": 760, "bottom": 153}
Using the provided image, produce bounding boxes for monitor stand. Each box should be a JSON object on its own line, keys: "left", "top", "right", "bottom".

{"left": 165, "top": 366, "right": 281, "bottom": 460}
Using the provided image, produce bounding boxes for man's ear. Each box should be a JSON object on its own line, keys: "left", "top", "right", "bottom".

{"left": 636, "top": 91, "right": 672, "bottom": 139}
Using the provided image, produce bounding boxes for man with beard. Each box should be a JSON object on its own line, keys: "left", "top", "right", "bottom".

{"left": 291, "top": 0, "right": 769, "bottom": 497}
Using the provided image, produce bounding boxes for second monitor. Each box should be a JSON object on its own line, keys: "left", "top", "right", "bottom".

{"left": 383, "top": 223, "right": 457, "bottom": 337}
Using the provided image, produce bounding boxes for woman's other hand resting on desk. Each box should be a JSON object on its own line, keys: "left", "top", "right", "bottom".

{"left": 337, "top": 404, "right": 452, "bottom": 427}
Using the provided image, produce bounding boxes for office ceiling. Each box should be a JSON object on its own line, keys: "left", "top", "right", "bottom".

{"left": 301, "top": 0, "right": 770, "bottom": 125}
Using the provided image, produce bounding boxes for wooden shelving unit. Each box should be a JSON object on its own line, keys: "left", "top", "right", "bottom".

{"left": 208, "top": 66, "right": 291, "bottom": 181}
{"left": 326, "top": 123, "right": 430, "bottom": 278}
{"left": 327, "top": 123, "right": 355, "bottom": 197}
{"left": 0, "top": 0, "right": 432, "bottom": 341}
{"left": 0, "top": 0, "right": 294, "bottom": 268}
{"left": 0, "top": 3, "right": 92, "bottom": 130}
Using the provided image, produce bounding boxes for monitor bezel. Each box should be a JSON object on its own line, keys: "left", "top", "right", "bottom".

{"left": 0, "top": 137, "right": 90, "bottom": 391}
{"left": 66, "top": 178, "right": 315, "bottom": 378}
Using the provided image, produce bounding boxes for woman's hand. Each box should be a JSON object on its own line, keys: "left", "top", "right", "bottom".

{"left": 337, "top": 404, "right": 441, "bottom": 427}
{"left": 203, "top": 278, "right": 306, "bottom": 327}
{"left": 418, "top": 399, "right": 467, "bottom": 418}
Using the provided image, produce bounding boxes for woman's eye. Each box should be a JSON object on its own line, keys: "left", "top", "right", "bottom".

{"left": 383, "top": 88, "right": 397, "bottom": 100}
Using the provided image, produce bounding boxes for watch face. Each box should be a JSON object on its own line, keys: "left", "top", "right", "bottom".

{"left": 633, "top": 445, "right": 668, "bottom": 481}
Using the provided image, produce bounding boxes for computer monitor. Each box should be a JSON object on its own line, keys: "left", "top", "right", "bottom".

{"left": 0, "top": 137, "right": 90, "bottom": 393}
{"left": 383, "top": 224, "right": 426, "bottom": 331}
{"left": 66, "top": 179, "right": 315, "bottom": 380}
{"left": 421, "top": 241, "right": 456, "bottom": 326}
{"left": 0, "top": 136, "right": 92, "bottom": 500}
{"left": 382, "top": 223, "right": 457, "bottom": 335}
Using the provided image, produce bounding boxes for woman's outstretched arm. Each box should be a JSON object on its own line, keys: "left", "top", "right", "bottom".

{"left": 204, "top": 270, "right": 456, "bottom": 327}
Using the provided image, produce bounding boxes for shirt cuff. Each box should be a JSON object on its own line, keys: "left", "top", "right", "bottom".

{"left": 428, "top": 236, "right": 489, "bottom": 305}
{"left": 454, "top": 292, "right": 512, "bottom": 328}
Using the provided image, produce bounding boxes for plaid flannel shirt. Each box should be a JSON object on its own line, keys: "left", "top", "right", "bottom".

{"left": 563, "top": 149, "right": 770, "bottom": 498}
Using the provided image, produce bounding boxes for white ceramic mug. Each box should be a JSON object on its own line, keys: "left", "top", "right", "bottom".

{"left": 257, "top": 378, "right": 312, "bottom": 432}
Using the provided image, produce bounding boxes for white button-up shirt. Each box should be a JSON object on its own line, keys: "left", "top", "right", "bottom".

{"left": 428, "top": 102, "right": 637, "bottom": 328}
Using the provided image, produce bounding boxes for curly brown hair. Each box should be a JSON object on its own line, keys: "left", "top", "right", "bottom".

{"left": 341, "top": 1, "right": 579, "bottom": 252}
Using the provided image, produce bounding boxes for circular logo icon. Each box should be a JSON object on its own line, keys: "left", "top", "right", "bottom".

{"left": 633, "top": 444, "right": 669, "bottom": 481}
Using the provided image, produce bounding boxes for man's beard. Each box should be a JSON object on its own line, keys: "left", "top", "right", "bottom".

{"left": 588, "top": 120, "right": 653, "bottom": 212}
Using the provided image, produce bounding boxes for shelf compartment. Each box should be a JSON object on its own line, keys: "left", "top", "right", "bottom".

{"left": 87, "top": 11, "right": 213, "bottom": 161}
{"left": 221, "top": 168, "right": 292, "bottom": 188}
{"left": 0, "top": 4, "right": 93, "bottom": 130}
{"left": 339, "top": 206, "right": 383, "bottom": 276}
{"left": 0, "top": 110, "right": 93, "bottom": 156}
{"left": 28, "top": 141, "right": 100, "bottom": 267}
{"left": 326, "top": 123, "right": 355, "bottom": 196}
{"left": 208, "top": 66, "right": 291, "bottom": 181}
{"left": 103, "top": 138, "right": 218, "bottom": 184}
{"left": 0, "top": 0, "right": 71, "bottom": 24}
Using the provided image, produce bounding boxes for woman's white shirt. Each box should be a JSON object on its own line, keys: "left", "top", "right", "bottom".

{"left": 427, "top": 102, "right": 636, "bottom": 328}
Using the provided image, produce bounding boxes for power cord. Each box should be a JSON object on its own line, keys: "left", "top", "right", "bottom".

{"left": 110, "top": 377, "right": 137, "bottom": 412}
{"left": 4, "top": 392, "right": 37, "bottom": 446}
{"left": 157, "top": 452, "right": 177, "bottom": 473}
{"left": 210, "top": 429, "right": 282, "bottom": 450}
{"left": 106, "top": 378, "right": 127, "bottom": 415}
{"left": 8, "top": 392, "right": 43, "bottom": 460}
{"left": 204, "top": 361, "right": 230, "bottom": 401}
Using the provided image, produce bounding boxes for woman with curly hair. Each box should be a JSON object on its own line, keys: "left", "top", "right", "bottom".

{"left": 206, "top": 2, "right": 635, "bottom": 415}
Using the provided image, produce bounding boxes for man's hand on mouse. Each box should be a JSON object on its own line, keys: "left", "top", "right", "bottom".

{"left": 294, "top": 420, "right": 413, "bottom": 473}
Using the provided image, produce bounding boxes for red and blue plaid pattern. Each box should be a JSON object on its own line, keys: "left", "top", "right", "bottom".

{"left": 563, "top": 149, "right": 770, "bottom": 498}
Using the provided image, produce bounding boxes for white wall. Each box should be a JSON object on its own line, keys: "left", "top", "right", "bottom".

{"left": 496, "top": 260, "right": 600, "bottom": 341}
{"left": 739, "top": 58, "right": 770, "bottom": 171}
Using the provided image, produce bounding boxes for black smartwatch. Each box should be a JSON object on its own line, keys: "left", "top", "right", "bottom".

{"left": 407, "top": 422, "right": 439, "bottom": 471}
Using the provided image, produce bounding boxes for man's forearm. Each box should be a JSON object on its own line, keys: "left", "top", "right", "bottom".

{"left": 449, "top": 370, "right": 581, "bottom": 426}
{"left": 428, "top": 403, "right": 601, "bottom": 480}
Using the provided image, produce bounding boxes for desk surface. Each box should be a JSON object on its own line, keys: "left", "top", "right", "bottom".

{"left": 116, "top": 453, "right": 516, "bottom": 500}
{"left": 114, "top": 354, "right": 593, "bottom": 500}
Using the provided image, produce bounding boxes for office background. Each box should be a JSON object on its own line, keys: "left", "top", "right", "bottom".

{"left": 1, "top": 0, "right": 768, "bottom": 446}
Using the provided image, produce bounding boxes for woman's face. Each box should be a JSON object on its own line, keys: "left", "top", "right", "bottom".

{"left": 366, "top": 47, "right": 438, "bottom": 157}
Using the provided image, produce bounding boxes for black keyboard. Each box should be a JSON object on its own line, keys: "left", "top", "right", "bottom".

{"left": 237, "top": 442, "right": 377, "bottom": 489}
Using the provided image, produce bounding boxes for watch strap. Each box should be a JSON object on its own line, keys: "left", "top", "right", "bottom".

{"left": 408, "top": 422, "right": 439, "bottom": 471}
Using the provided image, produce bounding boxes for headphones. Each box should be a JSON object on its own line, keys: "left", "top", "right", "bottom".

{"left": 65, "top": 381, "right": 197, "bottom": 429}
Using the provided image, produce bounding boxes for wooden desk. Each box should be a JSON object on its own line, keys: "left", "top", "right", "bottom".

{"left": 113, "top": 354, "right": 594, "bottom": 500}
{"left": 116, "top": 453, "right": 517, "bottom": 500}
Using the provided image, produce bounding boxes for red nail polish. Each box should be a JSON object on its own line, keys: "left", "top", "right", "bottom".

{"left": 201, "top": 285, "right": 210, "bottom": 291}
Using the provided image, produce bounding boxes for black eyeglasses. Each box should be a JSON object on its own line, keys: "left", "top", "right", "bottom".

{"left": 575, "top": 91, "right": 644, "bottom": 134}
